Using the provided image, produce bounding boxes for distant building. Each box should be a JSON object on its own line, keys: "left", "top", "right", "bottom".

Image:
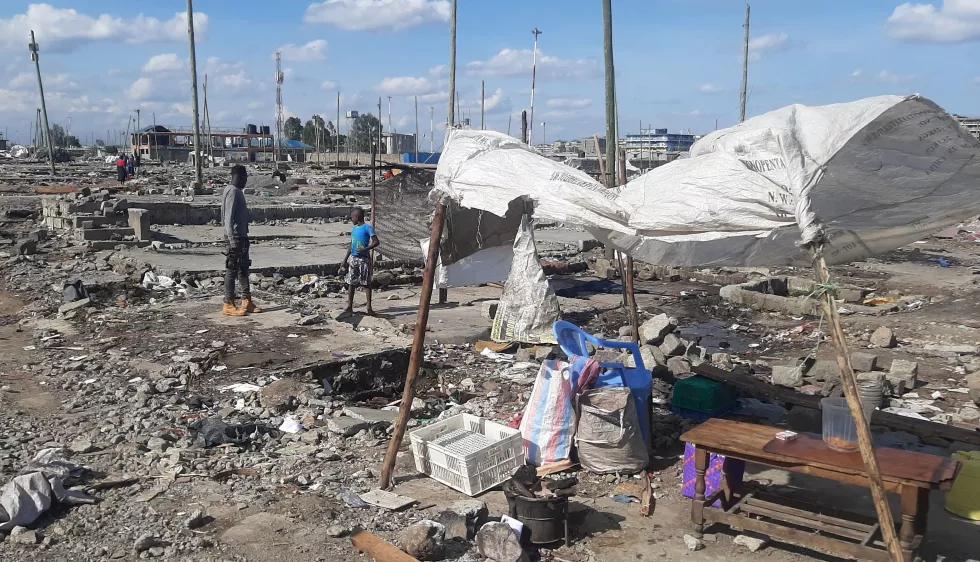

{"left": 582, "top": 136, "right": 606, "bottom": 156}
{"left": 130, "top": 124, "right": 277, "bottom": 162}
{"left": 382, "top": 132, "right": 417, "bottom": 155}
{"left": 0, "top": 134, "right": 7, "bottom": 151}
{"left": 621, "top": 128, "right": 696, "bottom": 155}
{"left": 954, "top": 114, "right": 980, "bottom": 140}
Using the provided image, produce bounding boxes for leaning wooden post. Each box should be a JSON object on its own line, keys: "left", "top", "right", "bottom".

{"left": 616, "top": 150, "right": 640, "bottom": 342}
{"left": 379, "top": 202, "right": 448, "bottom": 490}
{"left": 351, "top": 530, "right": 420, "bottom": 562}
{"left": 811, "top": 247, "right": 903, "bottom": 562}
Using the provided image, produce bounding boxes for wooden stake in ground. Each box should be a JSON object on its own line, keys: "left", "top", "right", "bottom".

{"left": 812, "top": 249, "right": 903, "bottom": 562}
{"left": 379, "top": 202, "right": 448, "bottom": 490}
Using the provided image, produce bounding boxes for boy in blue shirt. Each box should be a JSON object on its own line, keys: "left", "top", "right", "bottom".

{"left": 341, "top": 207, "right": 380, "bottom": 315}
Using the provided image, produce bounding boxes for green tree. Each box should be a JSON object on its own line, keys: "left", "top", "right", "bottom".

{"left": 47, "top": 124, "right": 79, "bottom": 148}
{"left": 351, "top": 113, "right": 382, "bottom": 152}
{"left": 283, "top": 116, "right": 302, "bottom": 141}
{"left": 302, "top": 114, "right": 329, "bottom": 147}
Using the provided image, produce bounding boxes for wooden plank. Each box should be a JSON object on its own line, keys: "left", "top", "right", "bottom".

{"left": 862, "top": 523, "right": 881, "bottom": 547}
{"left": 745, "top": 494, "right": 874, "bottom": 534}
{"left": 726, "top": 490, "right": 754, "bottom": 513}
{"left": 764, "top": 434, "right": 959, "bottom": 486}
{"left": 694, "top": 364, "right": 980, "bottom": 448}
{"left": 351, "top": 530, "right": 420, "bottom": 562}
{"left": 705, "top": 509, "right": 892, "bottom": 562}
{"left": 681, "top": 419, "right": 941, "bottom": 489}
{"left": 738, "top": 500, "right": 869, "bottom": 541}
{"left": 747, "top": 490, "right": 877, "bottom": 532}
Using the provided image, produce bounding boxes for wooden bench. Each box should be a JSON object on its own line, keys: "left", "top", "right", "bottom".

{"left": 681, "top": 419, "right": 961, "bottom": 562}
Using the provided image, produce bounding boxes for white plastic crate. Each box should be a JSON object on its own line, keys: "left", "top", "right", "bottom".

{"left": 410, "top": 413, "right": 524, "bottom": 496}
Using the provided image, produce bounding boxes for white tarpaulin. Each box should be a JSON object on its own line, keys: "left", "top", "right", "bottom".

{"left": 433, "top": 95, "right": 980, "bottom": 267}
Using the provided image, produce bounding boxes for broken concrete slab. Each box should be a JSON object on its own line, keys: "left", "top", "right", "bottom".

{"left": 326, "top": 417, "right": 370, "bottom": 437}
{"left": 58, "top": 297, "right": 91, "bottom": 314}
{"left": 870, "top": 326, "right": 897, "bottom": 348}
{"left": 771, "top": 365, "right": 804, "bottom": 388}
{"left": 659, "top": 334, "right": 685, "bottom": 357}
{"left": 850, "top": 352, "right": 878, "bottom": 372}
{"left": 639, "top": 313, "right": 677, "bottom": 344}
{"left": 342, "top": 406, "right": 398, "bottom": 424}
{"left": 967, "top": 371, "right": 980, "bottom": 406}
{"left": 808, "top": 360, "right": 841, "bottom": 382}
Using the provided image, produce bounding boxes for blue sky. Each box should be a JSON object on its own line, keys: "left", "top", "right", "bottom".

{"left": 2, "top": 0, "right": 980, "bottom": 147}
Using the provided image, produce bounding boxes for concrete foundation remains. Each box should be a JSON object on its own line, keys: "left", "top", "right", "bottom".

{"left": 719, "top": 276, "right": 873, "bottom": 316}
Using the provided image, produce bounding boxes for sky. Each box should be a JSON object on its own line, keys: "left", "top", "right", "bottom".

{"left": 2, "top": 0, "right": 980, "bottom": 148}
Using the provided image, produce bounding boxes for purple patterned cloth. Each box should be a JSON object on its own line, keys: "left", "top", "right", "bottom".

{"left": 681, "top": 442, "right": 745, "bottom": 508}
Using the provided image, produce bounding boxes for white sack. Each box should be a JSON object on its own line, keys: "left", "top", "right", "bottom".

{"left": 491, "top": 216, "right": 560, "bottom": 344}
{"left": 0, "top": 448, "right": 95, "bottom": 531}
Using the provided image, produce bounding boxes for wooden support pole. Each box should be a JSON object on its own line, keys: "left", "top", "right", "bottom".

{"left": 351, "top": 530, "right": 420, "bottom": 562}
{"left": 618, "top": 149, "right": 640, "bottom": 343}
{"left": 379, "top": 202, "right": 448, "bottom": 490}
{"left": 812, "top": 249, "right": 903, "bottom": 562}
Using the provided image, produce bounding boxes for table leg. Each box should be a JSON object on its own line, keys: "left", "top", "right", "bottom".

{"left": 691, "top": 446, "right": 708, "bottom": 538}
{"left": 900, "top": 485, "right": 927, "bottom": 562}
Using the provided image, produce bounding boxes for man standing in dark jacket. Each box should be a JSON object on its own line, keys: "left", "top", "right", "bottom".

{"left": 221, "top": 165, "right": 262, "bottom": 316}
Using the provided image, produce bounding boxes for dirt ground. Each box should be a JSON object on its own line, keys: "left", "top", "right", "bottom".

{"left": 1, "top": 168, "right": 979, "bottom": 562}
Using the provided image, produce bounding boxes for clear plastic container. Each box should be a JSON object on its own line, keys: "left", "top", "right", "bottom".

{"left": 821, "top": 397, "right": 875, "bottom": 452}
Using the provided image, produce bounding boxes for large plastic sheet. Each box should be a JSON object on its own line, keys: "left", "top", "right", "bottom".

{"left": 432, "top": 95, "right": 980, "bottom": 267}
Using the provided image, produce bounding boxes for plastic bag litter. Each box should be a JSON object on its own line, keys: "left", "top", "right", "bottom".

{"left": 189, "top": 418, "right": 280, "bottom": 448}
{"left": 278, "top": 416, "right": 303, "bottom": 434}
{"left": 339, "top": 488, "right": 370, "bottom": 509}
{"left": 142, "top": 271, "right": 176, "bottom": 289}
{"left": 0, "top": 448, "right": 96, "bottom": 531}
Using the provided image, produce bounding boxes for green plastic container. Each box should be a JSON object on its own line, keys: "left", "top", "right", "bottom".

{"left": 671, "top": 375, "right": 738, "bottom": 414}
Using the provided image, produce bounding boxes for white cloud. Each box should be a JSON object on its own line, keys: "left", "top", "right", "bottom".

{"left": 546, "top": 98, "right": 592, "bottom": 109}
{"left": 9, "top": 71, "right": 77, "bottom": 91}
{"left": 887, "top": 1, "right": 980, "bottom": 42}
{"left": 748, "top": 33, "right": 791, "bottom": 61}
{"left": 376, "top": 76, "right": 433, "bottom": 95}
{"left": 0, "top": 5, "right": 209, "bottom": 52}
{"left": 875, "top": 70, "right": 920, "bottom": 84}
{"left": 216, "top": 70, "right": 252, "bottom": 90}
{"left": 305, "top": 0, "right": 450, "bottom": 31}
{"left": 170, "top": 102, "right": 193, "bottom": 116}
{"left": 396, "top": 115, "right": 410, "bottom": 128}
{"left": 0, "top": 88, "right": 34, "bottom": 112}
{"left": 278, "top": 39, "right": 328, "bottom": 62}
{"left": 689, "top": 109, "right": 702, "bottom": 116}
{"left": 144, "top": 53, "right": 183, "bottom": 73}
{"left": 126, "top": 77, "right": 154, "bottom": 100}
{"left": 483, "top": 88, "right": 506, "bottom": 111}
{"left": 247, "top": 101, "right": 265, "bottom": 110}
{"left": 698, "top": 83, "right": 724, "bottom": 94}
{"left": 466, "top": 49, "right": 599, "bottom": 80}
{"left": 322, "top": 80, "right": 338, "bottom": 90}
{"left": 429, "top": 64, "right": 448, "bottom": 77}
{"left": 851, "top": 69, "right": 862, "bottom": 78}
{"left": 416, "top": 91, "right": 448, "bottom": 103}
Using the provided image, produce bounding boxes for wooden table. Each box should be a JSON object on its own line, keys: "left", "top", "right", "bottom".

{"left": 680, "top": 419, "right": 961, "bottom": 562}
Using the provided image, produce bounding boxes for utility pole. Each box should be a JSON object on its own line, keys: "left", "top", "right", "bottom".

{"left": 602, "top": 0, "right": 617, "bottom": 188}
{"left": 186, "top": 0, "right": 203, "bottom": 188}
{"left": 387, "top": 95, "right": 392, "bottom": 133}
{"left": 135, "top": 109, "right": 141, "bottom": 153}
{"left": 336, "top": 91, "right": 341, "bottom": 167}
{"left": 529, "top": 27, "right": 542, "bottom": 146}
{"left": 152, "top": 113, "right": 158, "bottom": 161}
{"left": 521, "top": 110, "right": 528, "bottom": 144}
{"left": 740, "top": 4, "right": 750, "bottom": 123}
{"left": 447, "top": 0, "right": 457, "bottom": 131}
{"left": 507, "top": 115, "right": 512, "bottom": 136}
{"left": 481, "top": 80, "right": 485, "bottom": 130}
{"left": 430, "top": 106, "right": 434, "bottom": 152}
{"left": 28, "top": 31, "right": 56, "bottom": 175}
{"left": 414, "top": 95, "right": 419, "bottom": 161}
{"left": 275, "top": 52, "right": 284, "bottom": 164}
{"left": 542, "top": 121, "right": 547, "bottom": 145}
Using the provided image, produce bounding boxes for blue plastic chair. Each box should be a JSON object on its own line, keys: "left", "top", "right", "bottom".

{"left": 553, "top": 320, "right": 652, "bottom": 446}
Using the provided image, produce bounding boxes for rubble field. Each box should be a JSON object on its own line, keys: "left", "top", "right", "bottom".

{"left": 0, "top": 158, "right": 979, "bottom": 562}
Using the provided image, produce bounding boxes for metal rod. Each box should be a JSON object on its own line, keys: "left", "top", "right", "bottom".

{"left": 521, "top": 110, "right": 528, "bottom": 144}
{"left": 373, "top": 97, "right": 380, "bottom": 226}
{"left": 602, "top": 0, "right": 617, "bottom": 188}
{"left": 740, "top": 4, "right": 750, "bottom": 124}
{"left": 481, "top": 80, "right": 485, "bottom": 130}
{"left": 186, "top": 0, "right": 203, "bottom": 188}
{"left": 507, "top": 115, "right": 512, "bottom": 136}
{"left": 379, "top": 202, "right": 448, "bottom": 489}
{"left": 447, "top": 0, "right": 457, "bottom": 130}
{"left": 29, "top": 31, "right": 56, "bottom": 175}
{"left": 811, "top": 251, "right": 903, "bottom": 562}
{"left": 415, "top": 95, "right": 419, "bottom": 162}
{"left": 529, "top": 27, "right": 541, "bottom": 145}
{"left": 429, "top": 106, "right": 434, "bottom": 153}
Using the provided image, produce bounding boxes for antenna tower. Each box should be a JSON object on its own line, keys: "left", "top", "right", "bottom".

{"left": 275, "top": 51, "right": 284, "bottom": 162}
